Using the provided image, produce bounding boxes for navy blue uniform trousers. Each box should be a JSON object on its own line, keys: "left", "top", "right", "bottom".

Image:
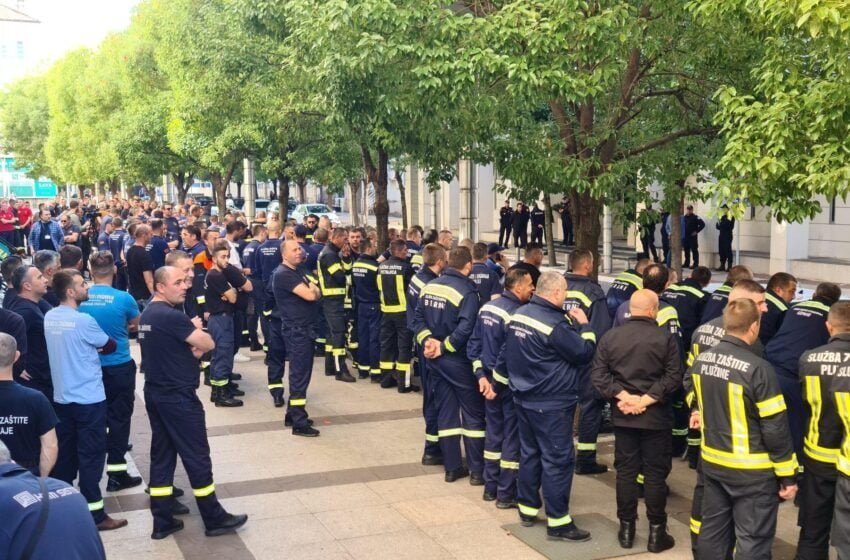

{"left": 577, "top": 369, "right": 604, "bottom": 466}
{"left": 416, "top": 344, "right": 441, "bottom": 457}
{"left": 484, "top": 384, "right": 519, "bottom": 501}
{"left": 267, "top": 317, "right": 285, "bottom": 397}
{"left": 103, "top": 360, "right": 136, "bottom": 475}
{"left": 145, "top": 389, "right": 227, "bottom": 532}
{"left": 283, "top": 323, "right": 314, "bottom": 428}
{"left": 516, "top": 403, "right": 577, "bottom": 528}
{"left": 431, "top": 355, "right": 485, "bottom": 474}
{"left": 356, "top": 302, "right": 381, "bottom": 378}
{"left": 53, "top": 401, "right": 107, "bottom": 523}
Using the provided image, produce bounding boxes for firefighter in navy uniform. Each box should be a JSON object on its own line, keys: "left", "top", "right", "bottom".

{"left": 765, "top": 282, "right": 842, "bottom": 458}
{"left": 343, "top": 228, "right": 360, "bottom": 371}
{"left": 252, "top": 221, "right": 282, "bottom": 356}
{"left": 467, "top": 268, "right": 534, "bottom": 508}
{"left": 699, "top": 265, "right": 753, "bottom": 324}
{"left": 687, "top": 299, "right": 798, "bottom": 560}
{"left": 274, "top": 240, "right": 322, "bottom": 437}
{"left": 318, "top": 228, "right": 355, "bottom": 382}
{"left": 795, "top": 301, "right": 850, "bottom": 560}
{"left": 683, "top": 279, "right": 767, "bottom": 558}
{"left": 306, "top": 227, "right": 327, "bottom": 356}
{"left": 413, "top": 247, "right": 483, "bottom": 482}
{"left": 505, "top": 271, "right": 596, "bottom": 541}
{"left": 407, "top": 244, "right": 447, "bottom": 463}
{"left": 563, "top": 249, "right": 611, "bottom": 474}
{"left": 605, "top": 259, "right": 649, "bottom": 319}
{"left": 377, "top": 240, "right": 416, "bottom": 391}
{"left": 663, "top": 266, "right": 711, "bottom": 348}
{"left": 469, "top": 242, "right": 501, "bottom": 306}
{"left": 140, "top": 266, "right": 247, "bottom": 540}
{"left": 759, "top": 272, "right": 797, "bottom": 345}
{"left": 264, "top": 258, "right": 287, "bottom": 409}
{"left": 241, "top": 224, "right": 266, "bottom": 352}
{"left": 352, "top": 239, "right": 381, "bottom": 380}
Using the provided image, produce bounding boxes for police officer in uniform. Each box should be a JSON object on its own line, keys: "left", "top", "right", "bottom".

{"left": 530, "top": 202, "right": 545, "bottom": 245}
{"left": 605, "top": 259, "right": 649, "bottom": 319}
{"left": 378, "top": 239, "right": 416, "bottom": 391}
{"left": 796, "top": 301, "right": 850, "bottom": 560}
{"left": 699, "top": 265, "right": 753, "bottom": 324}
{"left": 498, "top": 200, "right": 513, "bottom": 248}
{"left": 407, "top": 244, "right": 447, "bottom": 462}
{"left": 662, "top": 266, "right": 711, "bottom": 348}
{"left": 318, "top": 228, "right": 356, "bottom": 382}
{"left": 715, "top": 209, "right": 735, "bottom": 272}
{"left": 139, "top": 267, "right": 247, "bottom": 540}
{"left": 352, "top": 239, "right": 381, "bottom": 379}
{"left": 469, "top": 242, "right": 501, "bottom": 306}
{"left": 274, "top": 240, "right": 322, "bottom": 437}
{"left": 765, "top": 282, "right": 842, "bottom": 458}
{"left": 687, "top": 299, "right": 798, "bottom": 560}
{"left": 759, "top": 272, "right": 797, "bottom": 345}
{"left": 563, "top": 249, "right": 611, "bottom": 474}
{"left": 413, "top": 247, "right": 483, "bottom": 483}
{"left": 505, "top": 271, "right": 595, "bottom": 540}
{"left": 468, "top": 268, "right": 534, "bottom": 508}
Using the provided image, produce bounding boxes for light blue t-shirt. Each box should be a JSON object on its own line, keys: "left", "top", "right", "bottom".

{"left": 79, "top": 285, "right": 140, "bottom": 368}
{"left": 44, "top": 304, "right": 109, "bottom": 405}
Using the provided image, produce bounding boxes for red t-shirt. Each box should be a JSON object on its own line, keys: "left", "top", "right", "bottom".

{"left": 0, "top": 208, "right": 15, "bottom": 232}
{"left": 17, "top": 206, "right": 32, "bottom": 228}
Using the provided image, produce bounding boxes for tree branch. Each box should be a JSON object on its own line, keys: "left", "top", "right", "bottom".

{"left": 615, "top": 127, "right": 719, "bottom": 160}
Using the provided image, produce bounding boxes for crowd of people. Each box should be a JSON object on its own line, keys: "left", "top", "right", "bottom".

{"left": 0, "top": 192, "right": 847, "bottom": 560}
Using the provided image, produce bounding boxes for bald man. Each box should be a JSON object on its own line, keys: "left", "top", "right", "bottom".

{"left": 592, "top": 289, "right": 681, "bottom": 552}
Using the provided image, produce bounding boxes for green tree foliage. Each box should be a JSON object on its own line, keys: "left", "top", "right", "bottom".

{"left": 0, "top": 76, "right": 51, "bottom": 178}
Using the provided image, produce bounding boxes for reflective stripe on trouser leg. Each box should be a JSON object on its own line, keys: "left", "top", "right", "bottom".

{"left": 145, "top": 388, "right": 227, "bottom": 530}
{"left": 379, "top": 312, "right": 401, "bottom": 379}
{"left": 433, "top": 356, "right": 485, "bottom": 474}
{"left": 484, "top": 392, "right": 505, "bottom": 495}
{"left": 323, "top": 298, "right": 349, "bottom": 376}
{"left": 207, "top": 314, "right": 235, "bottom": 386}
{"left": 266, "top": 318, "right": 286, "bottom": 396}
{"left": 418, "top": 346, "right": 441, "bottom": 456}
{"left": 516, "top": 404, "right": 576, "bottom": 525}
{"left": 285, "top": 325, "right": 314, "bottom": 428}
{"left": 577, "top": 371, "right": 602, "bottom": 465}
{"left": 103, "top": 359, "right": 136, "bottom": 473}
{"left": 498, "top": 391, "right": 520, "bottom": 501}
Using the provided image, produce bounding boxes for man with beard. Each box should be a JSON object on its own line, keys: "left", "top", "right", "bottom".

{"left": 45, "top": 269, "right": 126, "bottom": 530}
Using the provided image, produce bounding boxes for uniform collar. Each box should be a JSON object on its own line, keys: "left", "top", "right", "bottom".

{"left": 720, "top": 334, "right": 753, "bottom": 349}
{"left": 0, "top": 463, "right": 27, "bottom": 477}
{"left": 501, "top": 291, "right": 521, "bottom": 304}
{"left": 830, "top": 333, "right": 850, "bottom": 343}
{"left": 359, "top": 254, "right": 378, "bottom": 262}
{"left": 444, "top": 268, "right": 467, "bottom": 280}
{"left": 530, "top": 293, "right": 562, "bottom": 312}
{"left": 628, "top": 316, "right": 656, "bottom": 325}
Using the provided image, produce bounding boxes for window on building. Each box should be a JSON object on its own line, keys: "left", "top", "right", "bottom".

{"left": 829, "top": 195, "right": 837, "bottom": 224}
{"left": 16, "top": 41, "right": 24, "bottom": 60}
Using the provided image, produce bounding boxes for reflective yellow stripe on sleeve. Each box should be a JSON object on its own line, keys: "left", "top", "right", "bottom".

{"left": 756, "top": 394, "right": 787, "bottom": 417}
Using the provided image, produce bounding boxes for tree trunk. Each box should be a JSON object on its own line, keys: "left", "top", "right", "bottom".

{"left": 670, "top": 194, "right": 684, "bottom": 279}
{"left": 571, "top": 191, "right": 603, "bottom": 277}
{"left": 362, "top": 144, "right": 389, "bottom": 252}
{"left": 174, "top": 171, "right": 193, "bottom": 205}
{"left": 297, "top": 177, "right": 307, "bottom": 203}
{"left": 395, "top": 168, "right": 408, "bottom": 232}
{"left": 277, "top": 173, "right": 291, "bottom": 220}
{"left": 211, "top": 160, "right": 238, "bottom": 215}
{"left": 543, "top": 193, "right": 556, "bottom": 266}
{"left": 349, "top": 179, "right": 361, "bottom": 226}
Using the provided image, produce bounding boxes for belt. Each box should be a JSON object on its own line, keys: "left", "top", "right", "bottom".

{"left": 210, "top": 312, "right": 233, "bottom": 316}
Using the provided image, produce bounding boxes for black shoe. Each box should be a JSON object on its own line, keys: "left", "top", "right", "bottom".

{"left": 250, "top": 342, "right": 263, "bottom": 352}
{"left": 336, "top": 372, "right": 356, "bottom": 383}
{"left": 171, "top": 500, "right": 190, "bottom": 515}
{"left": 273, "top": 395, "right": 285, "bottom": 408}
{"left": 227, "top": 386, "right": 245, "bottom": 397}
{"left": 482, "top": 490, "right": 497, "bottom": 502}
{"left": 398, "top": 385, "right": 416, "bottom": 393}
{"left": 204, "top": 376, "right": 211, "bottom": 387}
{"left": 421, "top": 454, "right": 443, "bottom": 466}
{"left": 647, "top": 522, "right": 675, "bottom": 553}
{"left": 151, "top": 519, "right": 184, "bottom": 540}
{"left": 575, "top": 463, "right": 608, "bottom": 475}
{"left": 230, "top": 373, "right": 242, "bottom": 381}
{"left": 107, "top": 473, "right": 143, "bottom": 492}
{"left": 285, "top": 415, "right": 314, "bottom": 427}
{"left": 444, "top": 467, "right": 469, "bottom": 483}
{"left": 547, "top": 523, "right": 591, "bottom": 542}
{"left": 205, "top": 513, "right": 248, "bottom": 537}
{"left": 213, "top": 387, "right": 243, "bottom": 407}
{"left": 469, "top": 472, "right": 485, "bottom": 486}
{"left": 520, "top": 514, "right": 536, "bottom": 527}
{"left": 371, "top": 374, "right": 383, "bottom": 384}
{"left": 380, "top": 374, "right": 398, "bottom": 389}
{"left": 618, "top": 520, "right": 636, "bottom": 549}
{"left": 496, "top": 499, "right": 518, "bottom": 510}
{"left": 358, "top": 371, "right": 370, "bottom": 379}
{"left": 292, "top": 425, "right": 321, "bottom": 437}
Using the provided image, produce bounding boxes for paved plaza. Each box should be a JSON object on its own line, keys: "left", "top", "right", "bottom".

{"left": 99, "top": 346, "right": 804, "bottom": 560}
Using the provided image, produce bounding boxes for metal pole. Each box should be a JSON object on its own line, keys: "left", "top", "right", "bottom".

{"left": 469, "top": 160, "right": 478, "bottom": 241}
{"left": 431, "top": 190, "right": 439, "bottom": 230}
{"left": 459, "top": 161, "right": 470, "bottom": 240}
{"left": 243, "top": 158, "right": 256, "bottom": 220}
{"left": 735, "top": 214, "right": 741, "bottom": 266}
{"left": 603, "top": 205, "right": 613, "bottom": 273}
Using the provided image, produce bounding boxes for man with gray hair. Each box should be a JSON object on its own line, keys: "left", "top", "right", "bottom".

{"left": 33, "top": 250, "right": 60, "bottom": 307}
{"left": 0, "top": 332, "right": 58, "bottom": 476}
{"left": 0, "top": 439, "right": 106, "bottom": 559}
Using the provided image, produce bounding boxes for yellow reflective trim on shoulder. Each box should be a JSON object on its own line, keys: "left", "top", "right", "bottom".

{"left": 492, "top": 371, "right": 509, "bottom": 385}
{"left": 193, "top": 483, "right": 216, "bottom": 497}
{"left": 795, "top": 300, "right": 830, "bottom": 313}
{"left": 671, "top": 284, "right": 705, "bottom": 298}
{"left": 566, "top": 290, "right": 592, "bottom": 309}
{"left": 354, "top": 262, "right": 379, "bottom": 272}
{"left": 326, "top": 263, "right": 342, "bottom": 275}
{"left": 196, "top": 295, "right": 206, "bottom": 304}
{"left": 765, "top": 292, "right": 788, "bottom": 312}
{"left": 510, "top": 314, "right": 553, "bottom": 336}
{"left": 548, "top": 514, "right": 573, "bottom": 528}
{"left": 756, "top": 394, "right": 787, "bottom": 418}
{"left": 411, "top": 276, "right": 426, "bottom": 289}
{"left": 484, "top": 450, "right": 502, "bottom": 461}
{"left": 149, "top": 486, "right": 173, "bottom": 497}
{"left": 715, "top": 285, "right": 732, "bottom": 295}
{"left": 581, "top": 331, "right": 596, "bottom": 343}
{"left": 411, "top": 254, "right": 423, "bottom": 266}
{"left": 422, "top": 283, "right": 464, "bottom": 306}
{"left": 481, "top": 303, "right": 511, "bottom": 323}
{"left": 88, "top": 500, "right": 104, "bottom": 511}
{"left": 617, "top": 272, "right": 643, "bottom": 289}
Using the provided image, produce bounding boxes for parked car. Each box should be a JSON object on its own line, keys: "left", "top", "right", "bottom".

{"left": 266, "top": 198, "right": 298, "bottom": 218}
{"left": 291, "top": 203, "right": 340, "bottom": 226}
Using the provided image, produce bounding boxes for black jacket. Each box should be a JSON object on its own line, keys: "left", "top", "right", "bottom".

{"left": 592, "top": 316, "right": 682, "bottom": 430}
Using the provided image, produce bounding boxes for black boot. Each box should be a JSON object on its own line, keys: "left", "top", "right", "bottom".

{"left": 380, "top": 373, "right": 398, "bottom": 389}
{"left": 618, "top": 520, "right": 636, "bottom": 549}
{"left": 107, "top": 472, "right": 143, "bottom": 492}
{"left": 273, "top": 394, "right": 285, "bottom": 408}
{"left": 213, "top": 387, "right": 244, "bottom": 407}
{"left": 647, "top": 522, "right": 675, "bottom": 553}
{"left": 226, "top": 383, "right": 245, "bottom": 397}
